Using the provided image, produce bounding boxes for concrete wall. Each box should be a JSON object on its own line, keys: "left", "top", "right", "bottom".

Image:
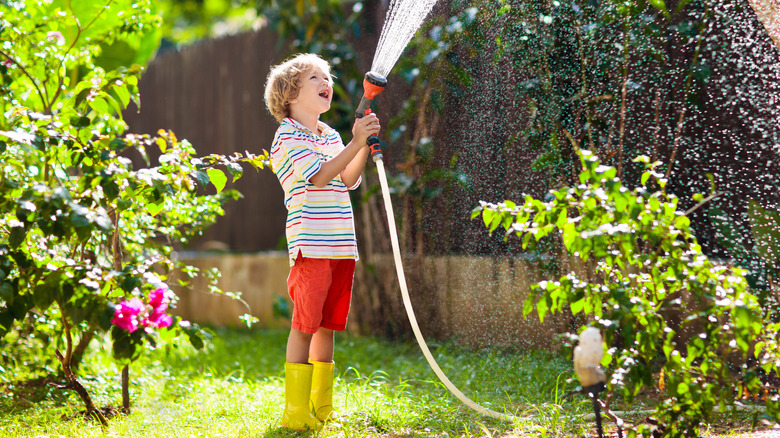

{"left": 171, "top": 252, "right": 573, "bottom": 349}
{"left": 172, "top": 252, "right": 292, "bottom": 329}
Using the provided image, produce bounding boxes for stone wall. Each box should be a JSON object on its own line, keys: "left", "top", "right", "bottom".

{"left": 172, "top": 252, "right": 573, "bottom": 349}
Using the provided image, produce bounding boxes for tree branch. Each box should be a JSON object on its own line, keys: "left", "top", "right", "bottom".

{"left": 665, "top": 9, "right": 710, "bottom": 179}
{"left": 0, "top": 49, "right": 48, "bottom": 110}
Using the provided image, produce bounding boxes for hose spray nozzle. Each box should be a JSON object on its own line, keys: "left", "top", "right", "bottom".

{"left": 355, "top": 71, "right": 387, "bottom": 162}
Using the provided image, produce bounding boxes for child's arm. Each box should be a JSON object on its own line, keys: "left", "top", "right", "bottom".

{"left": 308, "top": 113, "right": 380, "bottom": 188}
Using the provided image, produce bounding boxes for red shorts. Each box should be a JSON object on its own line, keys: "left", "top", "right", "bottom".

{"left": 287, "top": 252, "right": 355, "bottom": 334}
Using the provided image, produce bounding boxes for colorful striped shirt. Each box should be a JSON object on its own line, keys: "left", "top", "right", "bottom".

{"left": 270, "top": 117, "right": 362, "bottom": 266}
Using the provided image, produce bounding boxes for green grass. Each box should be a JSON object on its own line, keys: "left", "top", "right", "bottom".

{"left": 0, "top": 328, "right": 612, "bottom": 437}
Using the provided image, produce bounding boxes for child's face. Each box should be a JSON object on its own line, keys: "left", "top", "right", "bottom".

{"left": 289, "top": 65, "right": 333, "bottom": 116}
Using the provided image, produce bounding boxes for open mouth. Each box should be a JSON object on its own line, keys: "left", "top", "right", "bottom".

{"left": 319, "top": 90, "right": 330, "bottom": 99}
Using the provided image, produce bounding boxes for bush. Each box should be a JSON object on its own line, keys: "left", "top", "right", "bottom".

{"left": 473, "top": 149, "right": 780, "bottom": 437}
{"left": 0, "top": 0, "right": 265, "bottom": 421}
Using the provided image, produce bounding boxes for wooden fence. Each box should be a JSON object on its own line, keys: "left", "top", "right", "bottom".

{"left": 123, "top": 30, "right": 288, "bottom": 252}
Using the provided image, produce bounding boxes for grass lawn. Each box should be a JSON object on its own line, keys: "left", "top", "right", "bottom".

{"left": 0, "top": 328, "right": 775, "bottom": 437}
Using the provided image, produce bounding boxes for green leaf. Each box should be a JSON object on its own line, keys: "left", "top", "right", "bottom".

{"left": 70, "top": 207, "right": 91, "bottom": 228}
{"left": 60, "top": 282, "right": 75, "bottom": 303}
{"left": 111, "top": 326, "right": 136, "bottom": 361}
{"left": 747, "top": 201, "right": 780, "bottom": 268}
{"left": 33, "top": 284, "right": 55, "bottom": 311}
{"left": 0, "top": 309, "right": 13, "bottom": 331}
{"left": 90, "top": 97, "right": 109, "bottom": 115}
{"left": 733, "top": 306, "right": 761, "bottom": 337}
{"left": 98, "top": 305, "right": 115, "bottom": 331}
{"left": 95, "top": 40, "right": 138, "bottom": 73}
{"left": 226, "top": 162, "right": 243, "bottom": 182}
{"left": 641, "top": 170, "right": 652, "bottom": 186}
{"left": 108, "top": 85, "right": 131, "bottom": 112}
{"left": 146, "top": 202, "right": 164, "bottom": 216}
{"left": 188, "top": 331, "right": 204, "bottom": 350}
{"left": 570, "top": 298, "right": 585, "bottom": 314}
{"left": 522, "top": 296, "right": 534, "bottom": 317}
{"left": 207, "top": 168, "right": 227, "bottom": 194}
{"left": 0, "top": 282, "right": 13, "bottom": 302}
{"left": 121, "top": 275, "right": 142, "bottom": 293}
{"left": 193, "top": 170, "right": 210, "bottom": 188}
{"left": 101, "top": 178, "right": 120, "bottom": 200}
{"left": 536, "top": 296, "right": 548, "bottom": 323}
{"left": 69, "top": 115, "right": 91, "bottom": 129}
{"left": 9, "top": 227, "right": 26, "bottom": 249}
{"left": 74, "top": 88, "right": 91, "bottom": 108}
{"left": 556, "top": 209, "right": 567, "bottom": 228}
{"left": 674, "top": 215, "right": 690, "bottom": 230}
{"left": 110, "top": 137, "right": 128, "bottom": 152}
{"left": 647, "top": 0, "right": 671, "bottom": 19}
{"left": 562, "top": 221, "right": 576, "bottom": 251}
{"left": 675, "top": 0, "right": 694, "bottom": 13}
{"left": 9, "top": 296, "right": 28, "bottom": 319}
{"left": 104, "top": 93, "right": 123, "bottom": 116}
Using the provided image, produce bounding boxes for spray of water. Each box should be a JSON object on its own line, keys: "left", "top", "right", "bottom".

{"left": 370, "top": 0, "right": 439, "bottom": 77}
{"left": 368, "top": 0, "right": 526, "bottom": 422}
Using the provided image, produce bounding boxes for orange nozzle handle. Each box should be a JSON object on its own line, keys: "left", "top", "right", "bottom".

{"left": 363, "top": 78, "right": 384, "bottom": 100}
{"left": 362, "top": 71, "right": 387, "bottom": 100}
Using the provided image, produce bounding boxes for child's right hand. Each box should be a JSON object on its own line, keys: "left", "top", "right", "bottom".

{"left": 352, "top": 113, "right": 381, "bottom": 147}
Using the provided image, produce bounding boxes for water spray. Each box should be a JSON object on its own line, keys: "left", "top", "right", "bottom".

{"left": 356, "top": 66, "right": 524, "bottom": 426}
{"left": 359, "top": 68, "right": 615, "bottom": 438}
{"left": 360, "top": 75, "right": 613, "bottom": 431}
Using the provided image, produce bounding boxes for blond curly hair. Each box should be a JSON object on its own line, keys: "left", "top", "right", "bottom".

{"left": 264, "top": 53, "right": 333, "bottom": 123}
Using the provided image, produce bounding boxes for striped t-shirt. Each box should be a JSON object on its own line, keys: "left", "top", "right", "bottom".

{"left": 270, "top": 117, "right": 362, "bottom": 266}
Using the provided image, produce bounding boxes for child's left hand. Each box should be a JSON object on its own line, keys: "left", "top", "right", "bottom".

{"left": 352, "top": 113, "right": 381, "bottom": 147}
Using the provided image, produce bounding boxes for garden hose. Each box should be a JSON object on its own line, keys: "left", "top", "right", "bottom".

{"left": 357, "top": 74, "right": 523, "bottom": 423}
{"left": 372, "top": 158, "right": 522, "bottom": 423}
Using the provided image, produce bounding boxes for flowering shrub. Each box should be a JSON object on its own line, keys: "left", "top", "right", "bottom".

{"left": 112, "top": 288, "right": 173, "bottom": 333}
{"left": 0, "top": 0, "right": 267, "bottom": 422}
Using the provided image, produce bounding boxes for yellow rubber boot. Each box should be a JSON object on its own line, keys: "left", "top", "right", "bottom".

{"left": 310, "top": 360, "right": 335, "bottom": 422}
{"left": 282, "top": 362, "right": 322, "bottom": 430}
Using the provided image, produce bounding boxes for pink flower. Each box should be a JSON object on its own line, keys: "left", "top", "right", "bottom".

{"left": 147, "top": 312, "right": 173, "bottom": 329}
{"left": 144, "top": 288, "right": 172, "bottom": 328}
{"left": 112, "top": 288, "right": 173, "bottom": 332}
{"left": 2, "top": 59, "right": 12, "bottom": 68}
{"left": 148, "top": 288, "right": 168, "bottom": 313}
{"left": 46, "top": 31, "right": 65, "bottom": 46}
{"left": 111, "top": 297, "right": 146, "bottom": 333}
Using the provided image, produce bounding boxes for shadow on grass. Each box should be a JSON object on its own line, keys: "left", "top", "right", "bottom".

{"left": 262, "top": 426, "right": 318, "bottom": 438}
{"left": 0, "top": 375, "right": 72, "bottom": 417}
{"left": 149, "top": 327, "right": 290, "bottom": 382}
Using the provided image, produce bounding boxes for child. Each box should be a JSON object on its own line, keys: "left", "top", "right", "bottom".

{"left": 264, "top": 53, "right": 380, "bottom": 430}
